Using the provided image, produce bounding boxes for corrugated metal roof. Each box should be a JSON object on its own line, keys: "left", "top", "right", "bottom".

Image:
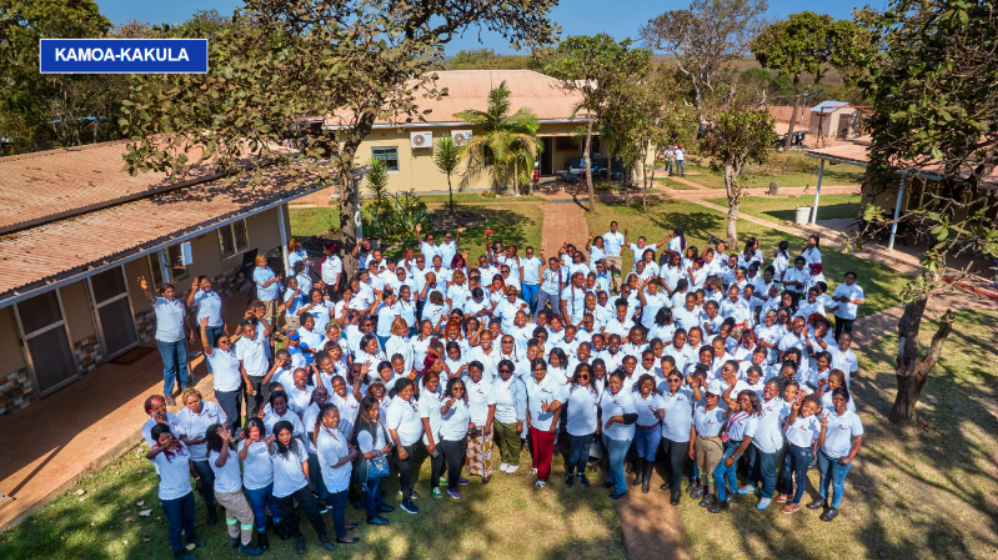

{"left": 807, "top": 139, "right": 998, "bottom": 187}
{"left": 0, "top": 164, "right": 323, "bottom": 301}
{"left": 809, "top": 100, "right": 850, "bottom": 114}
{"left": 322, "top": 69, "right": 586, "bottom": 127}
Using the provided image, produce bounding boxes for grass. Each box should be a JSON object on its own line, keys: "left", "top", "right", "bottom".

{"left": 705, "top": 194, "right": 862, "bottom": 225}
{"left": 676, "top": 309, "right": 998, "bottom": 560}
{"left": 582, "top": 199, "right": 907, "bottom": 317}
{"left": 654, "top": 176, "right": 700, "bottom": 191}
{"left": 420, "top": 193, "right": 547, "bottom": 204}
{"left": 681, "top": 159, "right": 865, "bottom": 190}
{"left": 0, "top": 445, "right": 626, "bottom": 560}
{"left": 289, "top": 202, "right": 543, "bottom": 264}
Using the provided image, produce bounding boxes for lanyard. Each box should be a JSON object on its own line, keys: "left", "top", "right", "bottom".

{"left": 726, "top": 411, "right": 745, "bottom": 433}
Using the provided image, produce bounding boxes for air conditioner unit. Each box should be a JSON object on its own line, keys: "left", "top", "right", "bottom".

{"left": 451, "top": 130, "right": 472, "bottom": 146}
{"left": 410, "top": 131, "right": 432, "bottom": 149}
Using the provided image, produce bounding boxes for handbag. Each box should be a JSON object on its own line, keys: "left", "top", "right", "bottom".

{"left": 366, "top": 452, "right": 390, "bottom": 481}
{"left": 588, "top": 435, "right": 604, "bottom": 460}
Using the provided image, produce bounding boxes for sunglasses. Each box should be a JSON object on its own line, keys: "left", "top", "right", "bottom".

{"left": 499, "top": 368, "right": 512, "bottom": 373}
{"left": 533, "top": 368, "right": 546, "bottom": 372}
{"left": 668, "top": 378, "right": 682, "bottom": 383}
{"left": 502, "top": 340, "right": 513, "bottom": 344}
{"left": 578, "top": 375, "right": 590, "bottom": 380}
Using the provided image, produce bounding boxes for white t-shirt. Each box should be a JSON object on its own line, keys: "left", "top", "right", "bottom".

{"left": 725, "top": 411, "right": 759, "bottom": 442}
{"left": 316, "top": 427, "right": 352, "bottom": 493}
{"left": 660, "top": 388, "right": 694, "bottom": 442}
{"left": 602, "top": 232, "right": 625, "bottom": 257}
{"left": 521, "top": 257, "right": 543, "bottom": 285}
{"left": 693, "top": 404, "right": 726, "bottom": 437}
{"left": 785, "top": 414, "right": 822, "bottom": 448}
{"left": 176, "top": 402, "right": 227, "bottom": 461}
{"left": 831, "top": 284, "right": 865, "bottom": 320}
{"left": 752, "top": 398, "right": 785, "bottom": 454}
{"left": 271, "top": 443, "right": 308, "bottom": 498}
{"left": 238, "top": 439, "right": 274, "bottom": 490}
{"left": 634, "top": 393, "right": 664, "bottom": 427}
{"left": 418, "top": 390, "right": 444, "bottom": 446}
{"left": 235, "top": 337, "right": 269, "bottom": 378}
{"left": 565, "top": 385, "right": 599, "bottom": 436}
{"left": 600, "top": 389, "right": 637, "bottom": 441}
{"left": 821, "top": 409, "right": 863, "bottom": 458}
{"left": 466, "top": 377, "right": 497, "bottom": 426}
{"left": 525, "top": 375, "right": 568, "bottom": 431}
{"left": 153, "top": 444, "right": 194, "bottom": 500}
{"left": 321, "top": 255, "right": 343, "bottom": 286}
{"left": 386, "top": 396, "right": 424, "bottom": 447}
{"left": 439, "top": 399, "right": 471, "bottom": 441}
{"left": 208, "top": 449, "right": 244, "bottom": 494}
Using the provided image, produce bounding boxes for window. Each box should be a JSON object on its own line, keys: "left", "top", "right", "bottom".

{"left": 148, "top": 252, "right": 165, "bottom": 286}
{"left": 371, "top": 146, "right": 400, "bottom": 172}
{"left": 218, "top": 219, "right": 250, "bottom": 258}
{"left": 167, "top": 245, "right": 189, "bottom": 280}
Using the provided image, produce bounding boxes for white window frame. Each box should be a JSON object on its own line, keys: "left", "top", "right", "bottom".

{"left": 218, "top": 219, "right": 250, "bottom": 259}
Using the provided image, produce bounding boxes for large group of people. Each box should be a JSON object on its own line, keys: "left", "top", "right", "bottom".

{"left": 140, "top": 220, "right": 866, "bottom": 558}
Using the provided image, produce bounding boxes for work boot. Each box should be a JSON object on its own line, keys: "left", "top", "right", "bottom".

{"left": 257, "top": 530, "right": 269, "bottom": 551}
{"left": 641, "top": 461, "right": 654, "bottom": 494}
{"left": 633, "top": 458, "right": 645, "bottom": 486}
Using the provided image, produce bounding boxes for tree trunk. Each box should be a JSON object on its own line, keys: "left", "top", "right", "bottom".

{"left": 889, "top": 298, "right": 956, "bottom": 427}
{"left": 784, "top": 92, "right": 801, "bottom": 152}
{"left": 584, "top": 117, "right": 595, "bottom": 212}
{"left": 447, "top": 174, "right": 454, "bottom": 215}
{"left": 724, "top": 163, "right": 740, "bottom": 248}
{"left": 513, "top": 160, "right": 520, "bottom": 197}
{"left": 644, "top": 166, "right": 654, "bottom": 214}
{"left": 338, "top": 163, "right": 358, "bottom": 273}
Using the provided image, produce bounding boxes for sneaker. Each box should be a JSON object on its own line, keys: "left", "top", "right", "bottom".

{"left": 316, "top": 498, "right": 329, "bottom": 514}
{"left": 457, "top": 478, "right": 469, "bottom": 486}
{"left": 499, "top": 463, "right": 510, "bottom": 473}
{"left": 397, "top": 490, "right": 420, "bottom": 500}
{"left": 431, "top": 488, "right": 442, "bottom": 499}
{"left": 529, "top": 468, "right": 538, "bottom": 475}
{"left": 447, "top": 488, "right": 463, "bottom": 499}
{"left": 400, "top": 500, "right": 419, "bottom": 514}
{"left": 564, "top": 474, "right": 575, "bottom": 487}
{"left": 439, "top": 477, "right": 448, "bottom": 486}
{"left": 507, "top": 465, "right": 519, "bottom": 474}
{"left": 579, "top": 475, "right": 590, "bottom": 488}
{"left": 534, "top": 480, "right": 546, "bottom": 489}
{"left": 737, "top": 484, "right": 757, "bottom": 496}
{"left": 756, "top": 497, "right": 772, "bottom": 510}
{"left": 165, "top": 395, "right": 176, "bottom": 406}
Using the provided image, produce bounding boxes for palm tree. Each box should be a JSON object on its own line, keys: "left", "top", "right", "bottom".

{"left": 433, "top": 135, "right": 462, "bottom": 214}
{"left": 455, "top": 81, "right": 540, "bottom": 196}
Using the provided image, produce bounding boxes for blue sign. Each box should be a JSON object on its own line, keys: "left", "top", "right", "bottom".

{"left": 40, "top": 39, "right": 208, "bottom": 74}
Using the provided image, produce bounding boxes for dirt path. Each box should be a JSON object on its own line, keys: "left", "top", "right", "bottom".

{"left": 540, "top": 201, "right": 590, "bottom": 258}
{"left": 850, "top": 288, "right": 998, "bottom": 348}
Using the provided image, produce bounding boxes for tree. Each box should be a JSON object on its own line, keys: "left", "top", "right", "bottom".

{"left": 855, "top": 0, "right": 998, "bottom": 429}
{"left": 751, "top": 12, "right": 864, "bottom": 150}
{"left": 433, "top": 135, "right": 462, "bottom": 214}
{"left": 640, "top": 0, "right": 768, "bottom": 121}
{"left": 0, "top": 0, "right": 123, "bottom": 150}
{"left": 699, "top": 109, "right": 774, "bottom": 246}
{"left": 456, "top": 81, "right": 540, "bottom": 197}
{"left": 546, "top": 34, "right": 651, "bottom": 211}
{"left": 122, "top": 0, "right": 557, "bottom": 271}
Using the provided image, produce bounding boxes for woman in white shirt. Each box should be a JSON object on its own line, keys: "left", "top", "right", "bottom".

{"left": 270, "top": 420, "right": 334, "bottom": 552}
{"left": 146, "top": 423, "right": 203, "bottom": 559}
{"left": 659, "top": 252, "right": 685, "bottom": 295}
{"left": 801, "top": 234, "right": 823, "bottom": 265}
{"left": 633, "top": 375, "right": 665, "bottom": 493}
{"left": 810, "top": 387, "right": 863, "bottom": 522}
{"left": 564, "top": 364, "right": 599, "bottom": 487}
{"left": 314, "top": 404, "right": 360, "bottom": 544}
{"left": 779, "top": 394, "right": 825, "bottom": 513}
{"left": 464, "top": 361, "right": 497, "bottom": 484}
{"left": 438, "top": 378, "right": 473, "bottom": 499}
{"left": 741, "top": 380, "right": 785, "bottom": 511}
{"left": 418, "top": 370, "right": 446, "bottom": 498}
{"left": 351, "top": 396, "right": 393, "bottom": 525}
{"left": 386, "top": 378, "right": 424, "bottom": 513}
{"left": 205, "top": 424, "right": 262, "bottom": 555}
{"left": 384, "top": 318, "right": 415, "bottom": 376}
{"left": 238, "top": 417, "right": 287, "bottom": 547}
{"left": 600, "top": 371, "right": 638, "bottom": 499}
{"left": 658, "top": 371, "right": 695, "bottom": 505}
{"left": 709, "top": 389, "right": 760, "bottom": 513}
{"left": 137, "top": 276, "right": 191, "bottom": 406}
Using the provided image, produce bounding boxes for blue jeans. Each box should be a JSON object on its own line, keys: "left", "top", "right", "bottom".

{"left": 522, "top": 283, "right": 539, "bottom": 314}
{"left": 191, "top": 460, "right": 216, "bottom": 512}
{"left": 676, "top": 160, "right": 685, "bottom": 176}
{"left": 363, "top": 477, "right": 384, "bottom": 520}
{"left": 156, "top": 339, "right": 188, "bottom": 394}
{"left": 783, "top": 444, "right": 813, "bottom": 504}
{"left": 203, "top": 325, "right": 224, "bottom": 373}
{"left": 566, "top": 433, "right": 593, "bottom": 477}
{"left": 307, "top": 453, "right": 328, "bottom": 500}
{"left": 713, "top": 439, "right": 742, "bottom": 501}
{"left": 817, "top": 448, "right": 853, "bottom": 508}
{"left": 161, "top": 491, "right": 197, "bottom": 554}
{"left": 536, "top": 290, "right": 560, "bottom": 320}
{"left": 327, "top": 489, "right": 349, "bottom": 539}
{"left": 215, "top": 390, "right": 242, "bottom": 435}
{"left": 246, "top": 483, "right": 281, "bottom": 532}
{"left": 749, "top": 447, "right": 780, "bottom": 498}
{"left": 633, "top": 426, "right": 662, "bottom": 460}
{"left": 603, "top": 434, "right": 632, "bottom": 493}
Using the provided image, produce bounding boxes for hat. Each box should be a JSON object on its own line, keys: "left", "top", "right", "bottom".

{"left": 809, "top": 263, "right": 824, "bottom": 274}
{"left": 287, "top": 330, "right": 300, "bottom": 341}
{"left": 706, "top": 379, "right": 724, "bottom": 396}
{"left": 369, "top": 377, "right": 385, "bottom": 386}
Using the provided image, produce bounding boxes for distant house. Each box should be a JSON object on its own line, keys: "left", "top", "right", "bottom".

{"left": 808, "top": 101, "right": 865, "bottom": 141}
{"left": 307, "top": 69, "right": 642, "bottom": 193}
{"left": 0, "top": 141, "right": 321, "bottom": 415}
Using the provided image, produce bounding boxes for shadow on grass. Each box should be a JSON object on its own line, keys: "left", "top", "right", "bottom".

{"left": 765, "top": 203, "right": 859, "bottom": 223}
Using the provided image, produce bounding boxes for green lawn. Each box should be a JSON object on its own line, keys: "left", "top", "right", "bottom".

{"left": 0, "top": 445, "right": 625, "bottom": 560}
{"left": 706, "top": 194, "right": 862, "bottom": 225}
{"left": 654, "top": 176, "right": 700, "bottom": 190}
{"left": 583, "top": 200, "right": 907, "bottom": 316}
{"left": 682, "top": 163, "right": 865, "bottom": 190}
{"left": 290, "top": 202, "right": 543, "bottom": 263}
{"left": 420, "top": 193, "right": 547, "bottom": 204}
{"left": 676, "top": 309, "right": 998, "bottom": 560}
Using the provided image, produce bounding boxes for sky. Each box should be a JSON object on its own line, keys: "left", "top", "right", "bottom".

{"left": 96, "top": 0, "right": 882, "bottom": 54}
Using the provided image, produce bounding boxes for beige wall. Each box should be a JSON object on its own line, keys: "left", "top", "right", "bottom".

{"left": 59, "top": 280, "right": 96, "bottom": 343}
{"left": 125, "top": 257, "right": 154, "bottom": 314}
{"left": 355, "top": 122, "right": 593, "bottom": 194}
{"left": 0, "top": 307, "right": 26, "bottom": 373}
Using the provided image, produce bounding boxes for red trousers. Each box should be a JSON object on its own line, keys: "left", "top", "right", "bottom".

{"left": 530, "top": 427, "right": 556, "bottom": 482}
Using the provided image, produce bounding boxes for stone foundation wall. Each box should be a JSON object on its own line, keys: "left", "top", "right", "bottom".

{"left": 73, "top": 334, "right": 103, "bottom": 374}
{"left": 0, "top": 368, "right": 35, "bottom": 416}
{"left": 135, "top": 309, "right": 155, "bottom": 343}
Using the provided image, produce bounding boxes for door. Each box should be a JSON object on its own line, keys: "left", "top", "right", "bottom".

{"left": 15, "top": 290, "right": 78, "bottom": 395}
{"left": 88, "top": 266, "right": 138, "bottom": 358}
{"left": 540, "top": 137, "right": 554, "bottom": 175}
